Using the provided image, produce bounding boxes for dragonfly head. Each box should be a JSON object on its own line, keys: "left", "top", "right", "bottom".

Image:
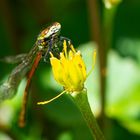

{"left": 44, "top": 22, "right": 61, "bottom": 38}
{"left": 37, "top": 22, "right": 61, "bottom": 48}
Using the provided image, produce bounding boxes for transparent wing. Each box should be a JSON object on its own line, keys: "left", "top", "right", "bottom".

{"left": 0, "top": 53, "right": 27, "bottom": 64}
{"left": 0, "top": 45, "right": 39, "bottom": 101}
{"left": 0, "top": 59, "right": 32, "bottom": 101}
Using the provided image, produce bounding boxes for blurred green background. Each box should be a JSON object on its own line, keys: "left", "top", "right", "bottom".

{"left": 0, "top": 0, "right": 140, "bottom": 140}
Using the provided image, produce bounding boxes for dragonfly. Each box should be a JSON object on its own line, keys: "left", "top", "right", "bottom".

{"left": 0, "top": 22, "right": 71, "bottom": 126}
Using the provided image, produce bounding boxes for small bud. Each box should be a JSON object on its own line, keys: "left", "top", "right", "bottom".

{"left": 104, "top": 0, "right": 122, "bottom": 9}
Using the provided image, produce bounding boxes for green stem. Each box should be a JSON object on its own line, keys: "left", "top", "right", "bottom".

{"left": 71, "top": 89, "right": 105, "bottom": 140}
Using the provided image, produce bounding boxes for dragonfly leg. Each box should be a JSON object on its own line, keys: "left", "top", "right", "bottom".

{"left": 60, "top": 36, "right": 73, "bottom": 46}
{"left": 43, "top": 39, "right": 53, "bottom": 62}
{"left": 59, "top": 36, "right": 74, "bottom": 54}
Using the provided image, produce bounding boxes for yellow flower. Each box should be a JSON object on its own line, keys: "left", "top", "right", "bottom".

{"left": 50, "top": 40, "right": 86, "bottom": 92}
{"left": 37, "top": 40, "right": 96, "bottom": 105}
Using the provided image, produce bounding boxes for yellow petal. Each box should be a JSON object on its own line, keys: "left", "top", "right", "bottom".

{"left": 50, "top": 57, "right": 65, "bottom": 85}
{"left": 74, "top": 52, "right": 87, "bottom": 80}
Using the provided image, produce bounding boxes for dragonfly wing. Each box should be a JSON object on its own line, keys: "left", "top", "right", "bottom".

{"left": 0, "top": 46, "right": 39, "bottom": 101}
{"left": 0, "top": 53, "right": 27, "bottom": 64}
{"left": 0, "top": 58, "right": 32, "bottom": 101}
{"left": 0, "top": 63, "right": 32, "bottom": 101}
{"left": 0, "top": 82, "right": 17, "bottom": 101}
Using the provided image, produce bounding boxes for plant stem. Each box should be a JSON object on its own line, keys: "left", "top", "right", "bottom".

{"left": 87, "top": 0, "right": 106, "bottom": 129}
{"left": 72, "top": 89, "right": 105, "bottom": 140}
